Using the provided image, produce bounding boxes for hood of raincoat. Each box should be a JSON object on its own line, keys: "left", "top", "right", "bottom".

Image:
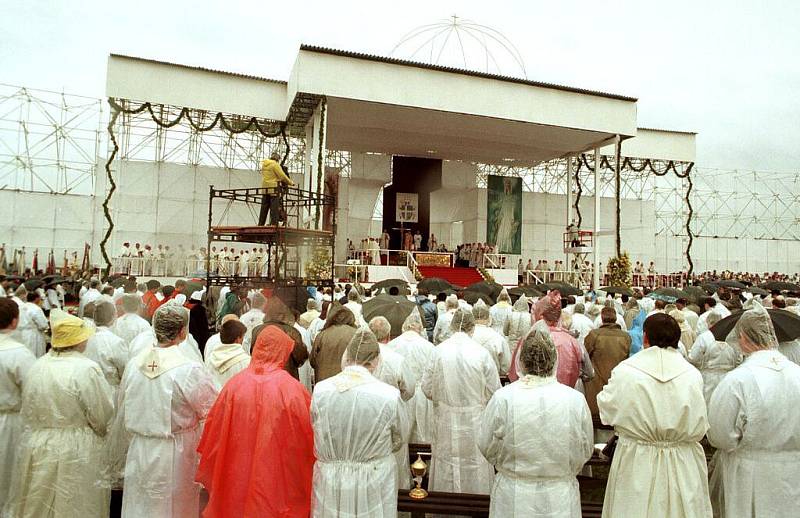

{"left": 627, "top": 345, "right": 691, "bottom": 382}
{"left": 533, "top": 290, "right": 561, "bottom": 323}
{"left": 209, "top": 343, "right": 249, "bottom": 373}
{"left": 322, "top": 303, "right": 356, "bottom": 330}
{"left": 513, "top": 296, "right": 529, "bottom": 312}
{"left": 250, "top": 325, "right": 294, "bottom": 374}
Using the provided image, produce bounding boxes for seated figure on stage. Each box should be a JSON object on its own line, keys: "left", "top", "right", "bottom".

{"left": 258, "top": 152, "right": 295, "bottom": 226}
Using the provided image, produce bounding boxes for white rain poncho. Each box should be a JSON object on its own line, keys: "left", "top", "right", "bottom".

{"left": 503, "top": 296, "right": 532, "bottom": 348}
{"left": 707, "top": 304, "right": 800, "bottom": 518}
{"left": 112, "top": 312, "right": 151, "bottom": 347}
{"left": 478, "top": 330, "right": 593, "bottom": 517}
{"left": 6, "top": 350, "right": 114, "bottom": 517}
{"left": 85, "top": 326, "right": 129, "bottom": 391}
{"left": 386, "top": 312, "right": 435, "bottom": 443}
{"left": 110, "top": 345, "right": 218, "bottom": 516}
{"left": 687, "top": 329, "right": 742, "bottom": 404}
{"left": 597, "top": 343, "right": 711, "bottom": 518}
{"left": 0, "top": 333, "right": 36, "bottom": 505}
{"left": 472, "top": 301, "right": 512, "bottom": 375}
{"left": 311, "top": 328, "right": 409, "bottom": 517}
{"left": 129, "top": 327, "right": 203, "bottom": 364}
{"left": 15, "top": 302, "right": 48, "bottom": 357}
{"left": 295, "top": 321, "right": 314, "bottom": 392}
{"left": 109, "top": 306, "right": 219, "bottom": 517}
{"left": 778, "top": 339, "right": 800, "bottom": 365}
{"left": 421, "top": 309, "right": 501, "bottom": 495}
{"left": 432, "top": 295, "right": 459, "bottom": 344}
{"left": 489, "top": 289, "right": 513, "bottom": 335}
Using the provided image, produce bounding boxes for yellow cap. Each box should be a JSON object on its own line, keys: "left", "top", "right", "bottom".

{"left": 50, "top": 308, "right": 95, "bottom": 348}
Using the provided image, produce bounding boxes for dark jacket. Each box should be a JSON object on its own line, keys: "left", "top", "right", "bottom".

{"left": 250, "top": 297, "right": 308, "bottom": 380}
{"left": 584, "top": 323, "right": 632, "bottom": 415}
{"left": 416, "top": 295, "right": 438, "bottom": 341}
{"left": 187, "top": 300, "right": 210, "bottom": 354}
{"left": 310, "top": 304, "right": 357, "bottom": 383}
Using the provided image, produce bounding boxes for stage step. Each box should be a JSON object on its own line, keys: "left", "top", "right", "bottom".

{"left": 417, "top": 266, "right": 484, "bottom": 288}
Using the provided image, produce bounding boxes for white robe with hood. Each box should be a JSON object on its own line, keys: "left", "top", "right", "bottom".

{"left": 687, "top": 329, "right": 742, "bottom": 404}
{"left": 597, "top": 346, "right": 712, "bottom": 518}
{"left": 478, "top": 375, "right": 593, "bottom": 517}
{"left": 708, "top": 349, "right": 800, "bottom": 518}
{"left": 0, "top": 334, "right": 36, "bottom": 506}
{"left": 311, "top": 366, "right": 409, "bottom": 518}
{"left": 15, "top": 302, "right": 48, "bottom": 357}
{"left": 85, "top": 326, "right": 129, "bottom": 391}
{"left": 112, "top": 312, "right": 151, "bottom": 347}
{"left": 111, "top": 345, "right": 218, "bottom": 517}
{"left": 205, "top": 342, "right": 250, "bottom": 388}
{"left": 386, "top": 330, "right": 435, "bottom": 443}
{"left": 421, "top": 331, "right": 501, "bottom": 495}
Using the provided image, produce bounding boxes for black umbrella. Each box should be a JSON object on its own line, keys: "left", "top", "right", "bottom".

{"left": 371, "top": 278, "right": 410, "bottom": 296}
{"left": 23, "top": 279, "right": 44, "bottom": 291}
{"left": 362, "top": 295, "right": 421, "bottom": 338}
{"left": 682, "top": 286, "right": 708, "bottom": 304}
{"left": 711, "top": 308, "right": 800, "bottom": 343}
{"left": 467, "top": 281, "right": 503, "bottom": 301}
{"left": 718, "top": 280, "right": 748, "bottom": 290}
{"left": 418, "top": 277, "right": 459, "bottom": 294}
{"left": 746, "top": 286, "right": 769, "bottom": 297}
{"left": 509, "top": 286, "right": 543, "bottom": 299}
{"left": 760, "top": 281, "right": 800, "bottom": 292}
{"left": 600, "top": 286, "right": 634, "bottom": 296}
{"left": 3, "top": 275, "right": 24, "bottom": 282}
{"left": 536, "top": 282, "right": 582, "bottom": 297}
{"left": 109, "top": 277, "right": 128, "bottom": 289}
{"left": 462, "top": 290, "right": 494, "bottom": 306}
{"left": 700, "top": 282, "right": 720, "bottom": 294}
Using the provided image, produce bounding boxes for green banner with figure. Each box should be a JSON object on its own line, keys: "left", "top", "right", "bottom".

{"left": 486, "top": 175, "right": 522, "bottom": 254}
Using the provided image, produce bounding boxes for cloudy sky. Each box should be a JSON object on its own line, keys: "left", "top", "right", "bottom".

{"left": 2, "top": 0, "right": 798, "bottom": 171}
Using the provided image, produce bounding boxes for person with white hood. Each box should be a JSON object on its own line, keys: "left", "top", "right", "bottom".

{"left": 205, "top": 319, "right": 250, "bottom": 387}
{"left": 16, "top": 291, "right": 48, "bottom": 357}
{"left": 569, "top": 302, "right": 595, "bottom": 347}
{"left": 84, "top": 300, "right": 129, "bottom": 392}
{"left": 489, "top": 289, "right": 513, "bottom": 335}
{"left": 387, "top": 311, "right": 435, "bottom": 443}
{"left": 478, "top": 328, "right": 593, "bottom": 517}
{"left": 109, "top": 304, "right": 218, "bottom": 517}
{"left": 707, "top": 303, "right": 800, "bottom": 518}
{"left": 311, "top": 327, "right": 409, "bottom": 517}
{"left": 597, "top": 312, "right": 711, "bottom": 517}
{"left": 344, "top": 287, "right": 367, "bottom": 327}
{"left": 472, "top": 300, "right": 511, "bottom": 375}
{"left": 503, "top": 295, "right": 532, "bottom": 349}
{"left": 696, "top": 297, "right": 731, "bottom": 334}
{"left": 239, "top": 291, "right": 266, "bottom": 331}
{"left": 432, "top": 294, "right": 459, "bottom": 345}
{"left": 128, "top": 306, "right": 203, "bottom": 363}
{"left": 422, "top": 308, "right": 501, "bottom": 496}
{"left": 112, "top": 294, "right": 151, "bottom": 350}
{"left": 78, "top": 279, "right": 102, "bottom": 317}
{"left": 6, "top": 308, "right": 114, "bottom": 517}
{"left": 687, "top": 311, "right": 742, "bottom": 404}
{"left": 0, "top": 298, "right": 37, "bottom": 507}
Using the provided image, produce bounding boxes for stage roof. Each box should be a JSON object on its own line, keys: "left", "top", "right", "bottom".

{"left": 106, "top": 46, "right": 692, "bottom": 166}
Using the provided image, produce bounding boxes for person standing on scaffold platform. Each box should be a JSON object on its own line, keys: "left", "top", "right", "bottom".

{"left": 258, "top": 152, "right": 295, "bottom": 226}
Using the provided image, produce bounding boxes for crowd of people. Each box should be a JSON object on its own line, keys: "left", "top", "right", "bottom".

{"left": 1, "top": 271, "right": 800, "bottom": 517}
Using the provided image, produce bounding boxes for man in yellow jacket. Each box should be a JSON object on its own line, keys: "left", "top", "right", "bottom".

{"left": 258, "top": 152, "right": 295, "bottom": 226}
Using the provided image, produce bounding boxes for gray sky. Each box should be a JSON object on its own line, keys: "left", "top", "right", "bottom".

{"left": 2, "top": 0, "right": 798, "bottom": 171}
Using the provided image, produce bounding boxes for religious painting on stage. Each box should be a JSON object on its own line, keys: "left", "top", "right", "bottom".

{"left": 395, "top": 193, "right": 419, "bottom": 223}
{"left": 486, "top": 175, "right": 522, "bottom": 254}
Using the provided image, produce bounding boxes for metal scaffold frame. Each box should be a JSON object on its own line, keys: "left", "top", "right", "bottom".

{"left": 0, "top": 84, "right": 102, "bottom": 195}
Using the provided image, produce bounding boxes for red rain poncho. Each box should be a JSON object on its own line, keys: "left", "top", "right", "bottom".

{"left": 508, "top": 290, "right": 582, "bottom": 386}
{"left": 196, "top": 325, "right": 315, "bottom": 517}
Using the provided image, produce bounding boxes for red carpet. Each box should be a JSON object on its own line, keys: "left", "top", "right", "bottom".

{"left": 418, "top": 266, "right": 484, "bottom": 287}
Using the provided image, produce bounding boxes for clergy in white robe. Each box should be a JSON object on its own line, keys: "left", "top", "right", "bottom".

{"left": 344, "top": 288, "right": 367, "bottom": 328}
{"left": 386, "top": 312, "right": 435, "bottom": 443}
{"left": 489, "top": 289, "right": 513, "bottom": 336}
{"left": 205, "top": 319, "right": 250, "bottom": 388}
{"left": 432, "top": 294, "right": 459, "bottom": 345}
{"left": 478, "top": 329, "right": 593, "bottom": 517}
{"left": 503, "top": 295, "right": 532, "bottom": 349}
{"left": 696, "top": 297, "right": 731, "bottom": 334}
{"left": 597, "top": 312, "right": 712, "bottom": 518}
{"left": 239, "top": 292, "right": 266, "bottom": 330}
{"left": 0, "top": 299, "right": 37, "bottom": 506}
{"left": 84, "top": 301, "right": 129, "bottom": 392}
{"left": 369, "top": 316, "right": 417, "bottom": 490}
{"left": 707, "top": 304, "right": 800, "bottom": 518}
{"left": 687, "top": 312, "right": 742, "bottom": 404}
{"left": 421, "top": 309, "right": 501, "bottom": 495}
{"left": 6, "top": 309, "right": 114, "bottom": 518}
{"left": 110, "top": 305, "right": 218, "bottom": 517}
{"left": 112, "top": 294, "right": 151, "bottom": 349}
{"left": 311, "top": 328, "right": 409, "bottom": 517}
{"left": 472, "top": 301, "right": 512, "bottom": 375}
{"left": 569, "top": 303, "right": 595, "bottom": 347}
{"left": 16, "top": 293, "right": 48, "bottom": 357}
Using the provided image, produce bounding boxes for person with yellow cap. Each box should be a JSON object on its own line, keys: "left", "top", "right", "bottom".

{"left": 5, "top": 308, "right": 114, "bottom": 518}
{"left": 109, "top": 304, "right": 218, "bottom": 517}
{"left": 0, "top": 298, "right": 37, "bottom": 507}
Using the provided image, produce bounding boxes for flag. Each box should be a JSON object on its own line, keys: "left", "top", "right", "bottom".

{"left": 62, "top": 250, "right": 69, "bottom": 276}
{"left": 32, "top": 249, "right": 38, "bottom": 273}
{"left": 81, "top": 243, "right": 90, "bottom": 272}
{"left": 0, "top": 245, "right": 6, "bottom": 275}
{"left": 46, "top": 250, "right": 56, "bottom": 275}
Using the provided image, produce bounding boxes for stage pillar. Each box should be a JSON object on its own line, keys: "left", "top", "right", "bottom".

{"left": 304, "top": 99, "right": 327, "bottom": 228}
{"left": 566, "top": 154, "right": 573, "bottom": 275}
{"left": 593, "top": 147, "right": 601, "bottom": 289}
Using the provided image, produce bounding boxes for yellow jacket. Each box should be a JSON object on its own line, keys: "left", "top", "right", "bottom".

{"left": 261, "top": 159, "right": 295, "bottom": 190}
